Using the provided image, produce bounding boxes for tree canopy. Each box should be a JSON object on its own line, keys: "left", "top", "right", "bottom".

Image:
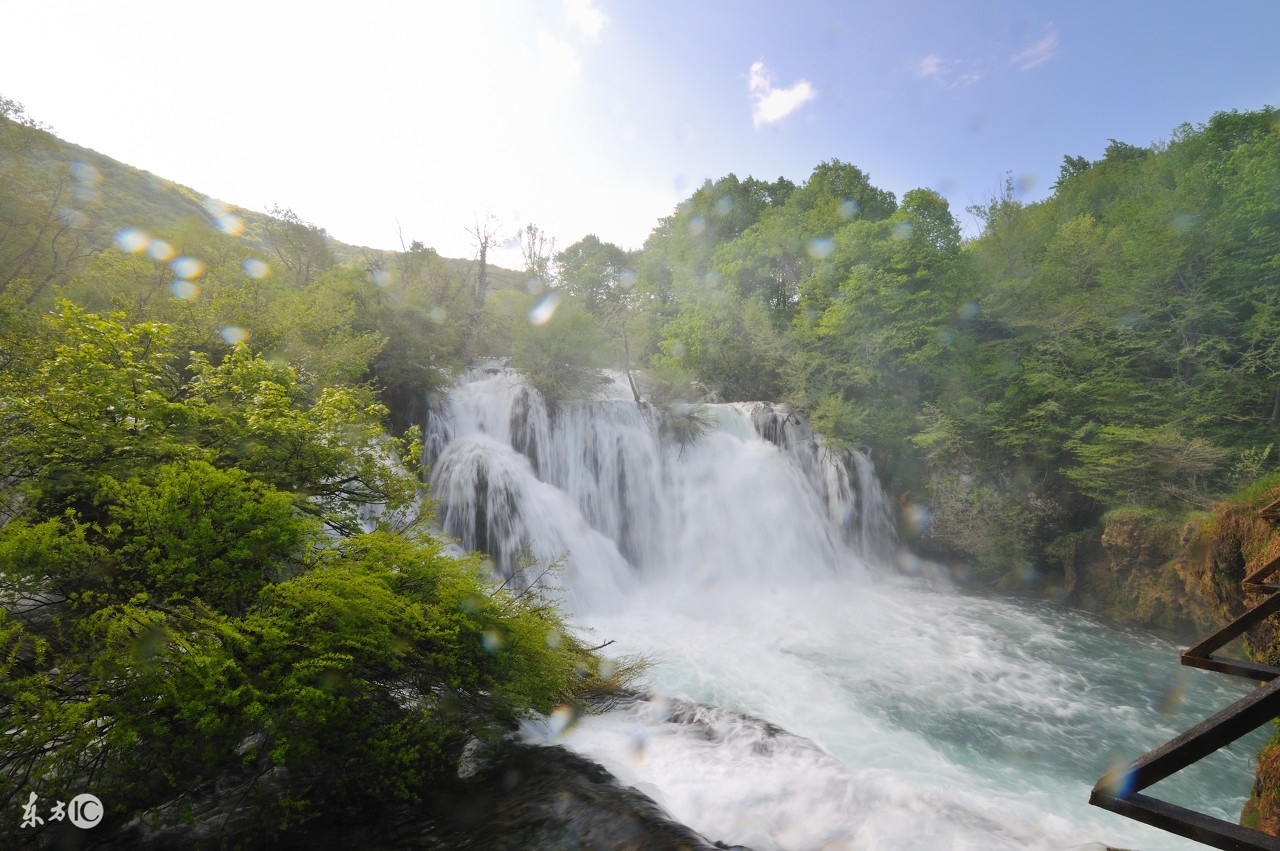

{"left": 0, "top": 120, "right": 625, "bottom": 838}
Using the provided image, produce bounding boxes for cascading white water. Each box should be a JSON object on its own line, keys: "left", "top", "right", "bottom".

{"left": 427, "top": 367, "right": 891, "bottom": 605}
{"left": 426, "top": 368, "right": 1263, "bottom": 851}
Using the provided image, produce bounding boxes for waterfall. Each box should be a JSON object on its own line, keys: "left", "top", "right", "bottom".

{"left": 424, "top": 368, "right": 1261, "bottom": 851}
{"left": 426, "top": 368, "right": 894, "bottom": 610}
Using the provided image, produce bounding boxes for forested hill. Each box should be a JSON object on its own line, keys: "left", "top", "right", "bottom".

{"left": 615, "top": 107, "right": 1280, "bottom": 590}
{"left": 0, "top": 96, "right": 524, "bottom": 425}
{"left": 4, "top": 92, "right": 1280, "bottom": 593}
{"left": 0, "top": 97, "right": 494, "bottom": 284}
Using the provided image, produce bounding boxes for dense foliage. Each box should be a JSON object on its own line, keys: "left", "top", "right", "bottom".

{"left": 0, "top": 305, "right": 610, "bottom": 839}
{"left": 0, "top": 103, "right": 619, "bottom": 843}
{"left": 600, "top": 109, "right": 1280, "bottom": 577}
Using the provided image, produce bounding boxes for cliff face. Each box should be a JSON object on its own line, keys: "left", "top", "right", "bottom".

{"left": 1072, "top": 487, "right": 1280, "bottom": 833}
{"left": 1071, "top": 508, "right": 1224, "bottom": 637}
{"left": 1203, "top": 492, "right": 1280, "bottom": 833}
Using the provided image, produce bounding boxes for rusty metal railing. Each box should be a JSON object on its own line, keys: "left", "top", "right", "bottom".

{"left": 1091, "top": 502, "right": 1280, "bottom": 850}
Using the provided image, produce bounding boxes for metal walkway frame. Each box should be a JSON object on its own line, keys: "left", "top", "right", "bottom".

{"left": 1091, "top": 502, "right": 1280, "bottom": 850}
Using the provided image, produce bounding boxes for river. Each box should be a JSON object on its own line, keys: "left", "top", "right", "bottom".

{"left": 428, "top": 366, "right": 1265, "bottom": 850}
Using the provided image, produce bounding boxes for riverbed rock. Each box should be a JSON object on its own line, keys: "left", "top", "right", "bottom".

{"left": 61, "top": 739, "right": 739, "bottom": 851}
{"left": 431, "top": 741, "right": 731, "bottom": 850}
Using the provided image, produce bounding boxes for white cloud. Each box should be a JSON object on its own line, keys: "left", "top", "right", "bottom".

{"left": 563, "top": 0, "right": 606, "bottom": 41}
{"left": 1011, "top": 31, "right": 1058, "bottom": 70}
{"left": 913, "top": 53, "right": 981, "bottom": 89}
{"left": 748, "top": 60, "right": 816, "bottom": 128}
{"left": 915, "top": 54, "right": 945, "bottom": 80}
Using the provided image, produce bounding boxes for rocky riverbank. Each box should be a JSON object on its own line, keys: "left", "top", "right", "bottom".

{"left": 44, "top": 712, "right": 753, "bottom": 851}
{"left": 1060, "top": 482, "right": 1280, "bottom": 833}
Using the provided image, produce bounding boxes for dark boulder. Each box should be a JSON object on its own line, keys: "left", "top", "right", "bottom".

{"left": 47, "top": 738, "right": 746, "bottom": 851}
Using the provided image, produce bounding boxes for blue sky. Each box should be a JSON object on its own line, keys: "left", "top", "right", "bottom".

{"left": 2, "top": 1, "right": 1278, "bottom": 266}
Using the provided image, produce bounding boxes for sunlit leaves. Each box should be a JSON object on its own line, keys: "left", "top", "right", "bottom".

{"left": 0, "top": 302, "right": 599, "bottom": 834}
{"left": 182, "top": 344, "right": 414, "bottom": 533}
{"left": 0, "top": 302, "right": 189, "bottom": 512}
{"left": 1066, "top": 423, "right": 1227, "bottom": 504}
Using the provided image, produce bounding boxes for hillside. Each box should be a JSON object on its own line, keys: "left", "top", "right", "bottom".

{"left": 0, "top": 104, "right": 516, "bottom": 289}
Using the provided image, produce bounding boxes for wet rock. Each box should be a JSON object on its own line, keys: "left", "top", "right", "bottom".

{"left": 65, "top": 739, "right": 740, "bottom": 851}
{"left": 435, "top": 741, "right": 731, "bottom": 850}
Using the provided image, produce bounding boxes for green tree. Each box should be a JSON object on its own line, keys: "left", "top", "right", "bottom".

{"left": 556, "top": 234, "right": 633, "bottom": 319}
{"left": 262, "top": 205, "right": 335, "bottom": 288}
{"left": 1066, "top": 423, "right": 1227, "bottom": 506}
{"left": 1, "top": 305, "right": 618, "bottom": 841}
{"left": 510, "top": 294, "right": 610, "bottom": 407}
{"left": 0, "top": 98, "right": 90, "bottom": 300}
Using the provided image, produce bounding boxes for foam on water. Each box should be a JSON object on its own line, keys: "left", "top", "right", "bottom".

{"left": 429, "top": 369, "right": 1262, "bottom": 850}
{"left": 546, "top": 578, "right": 1263, "bottom": 850}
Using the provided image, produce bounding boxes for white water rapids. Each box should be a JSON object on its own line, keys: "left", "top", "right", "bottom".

{"left": 426, "top": 366, "right": 1265, "bottom": 851}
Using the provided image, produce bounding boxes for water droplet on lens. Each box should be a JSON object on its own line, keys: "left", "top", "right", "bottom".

{"left": 72, "top": 162, "right": 102, "bottom": 186}
{"left": 627, "top": 729, "right": 649, "bottom": 764}
{"left": 549, "top": 704, "right": 576, "bottom": 735}
{"left": 901, "top": 504, "right": 931, "bottom": 536}
{"left": 220, "top": 326, "right": 248, "bottom": 345}
{"left": 116, "top": 227, "right": 150, "bottom": 253}
{"left": 529, "top": 293, "right": 561, "bottom": 326}
{"left": 58, "top": 207, "right": 89, "bottom": 228}
{"left": 807, "top": 238, "right": 834, "bottom": 259}
{"left": 648, "top": 695, "right": 672, "bottom": 722}
{"left": 243, "top": 258, "right": 271, "bottom": 279}
{"left": 170, "top": 257, "right": 206, "bottom": 280}
{"left": 148, "top": 239, "right": 176, "bottom": 261}
{"left": 217, "top": 214, "right": 245, "bottom": 236}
